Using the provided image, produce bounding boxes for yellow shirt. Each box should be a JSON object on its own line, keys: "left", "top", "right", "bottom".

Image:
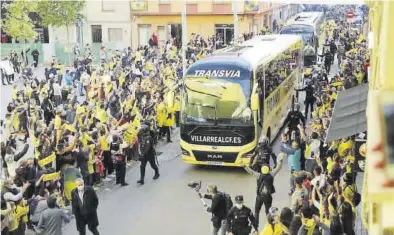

{"left": 136, "top": 51, "right": 142, "bottom": 61}
{"left": 169, "top": 50, "right": 176, "bottom": 59}
{"left": 55, "top": 115, "right": 62, "bottom": 130}
{"left": 88, "top": 145, "right": 96, "bottom": 174}
{"left": 25, "top": 87, "right": 33, "bottom": 99}
{"left": 15, "top": 200, "right": 29, "bottom": 223}
{"left": 261, "top": 224, "right": 283, "bottom": 235}
{"left": 96, "top": 108, "right": 108, "bottom": 123}
{"left": 356, "top": 72, "right": 364, "bottom": 84}
{"left": 81, "top": 133, "right": 93, "bottom": 148}
{"left": 76, "top": 106, "right": 85, "bottom": 116}
{"left": 100, "top": 135, "right": 109, "bottom": 151}
{"left": 9, "top": 211, "right": 19, "bottom": 231}
{"left": 119, "top": 74, "right": 125, "bottom": 87}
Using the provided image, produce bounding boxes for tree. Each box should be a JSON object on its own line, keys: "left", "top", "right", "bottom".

{"left": 3, "top": 0, "right": 38, "bottom": 64}
{"left": 37, "top": 0, "right": 86, "bottom": 64}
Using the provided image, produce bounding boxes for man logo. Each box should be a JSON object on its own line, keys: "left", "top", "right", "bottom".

{"left": 207, "top": 154, "right": 223, "bottom": 159}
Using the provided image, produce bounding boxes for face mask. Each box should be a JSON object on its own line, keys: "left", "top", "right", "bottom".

{"left": 235, "top": 203, "right": 243, "bottom": 209}
{"left": 77, "top": 185, "right": 84, "bottom": 191}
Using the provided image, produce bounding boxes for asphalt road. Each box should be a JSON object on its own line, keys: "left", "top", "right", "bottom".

{"left": 1, "top": 62, "right": 367, "bottom": 235}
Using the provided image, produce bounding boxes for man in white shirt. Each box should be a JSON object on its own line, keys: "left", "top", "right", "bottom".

{"left": 1, "top": 180, "right": 30, "bottom": 202}
{"left": 311, "top": 165, "right": 326, "bottom": 189}
{"left": 52, "top": 81, "right": 62, "bottom": 107}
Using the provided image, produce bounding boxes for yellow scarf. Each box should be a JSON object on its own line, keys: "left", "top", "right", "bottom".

{"left": 303, "top": 219, "right": 317, "bottom": 235}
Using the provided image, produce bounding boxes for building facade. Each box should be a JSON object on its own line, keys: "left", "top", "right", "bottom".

{"left": 0, "top": 0, "right": 299, "bottom": 63}
{"left": 130, "top": 1, "right": 298, "bottom": 49}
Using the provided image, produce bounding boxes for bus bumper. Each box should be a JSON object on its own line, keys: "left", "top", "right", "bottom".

{"left": 181, "top": 154, "right": 251, "bottom": 167}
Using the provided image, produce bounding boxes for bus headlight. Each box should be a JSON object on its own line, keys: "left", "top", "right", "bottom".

{"left": 181, "top": 148, "right": 190, "bottom": 156}
{"left": 241, "top": 149, "right": 255, "bottom": 158}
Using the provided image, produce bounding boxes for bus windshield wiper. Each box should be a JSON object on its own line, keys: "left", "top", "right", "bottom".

{"left": 185, "top": 84, "right": 222, "bottom": 98}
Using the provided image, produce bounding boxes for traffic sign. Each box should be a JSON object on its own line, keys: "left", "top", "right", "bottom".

{"left": 347, "top": 11, "right": 354, "bottom": 19}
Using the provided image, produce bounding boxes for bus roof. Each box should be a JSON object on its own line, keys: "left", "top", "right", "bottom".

{"left": 285, "top": 11, "right": 323, "bottom": 27}
{"left": 187, "top": 34, "right": 302, "bottom": 72}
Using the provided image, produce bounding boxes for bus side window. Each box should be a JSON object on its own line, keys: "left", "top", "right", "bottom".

{"left": 256, "top": 65, "right": 265, "bottom": 116}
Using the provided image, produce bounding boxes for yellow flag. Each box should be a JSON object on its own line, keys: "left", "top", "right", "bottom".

{"left": 43, "top": 172, "right": 61, "bottom": 181}
{"left": 38, "top": 153, "right": 56, "bottom": 167}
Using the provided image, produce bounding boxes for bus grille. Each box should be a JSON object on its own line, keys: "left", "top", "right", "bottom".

{"left": 192, "top": 151, "right": 238, "bottom": 163}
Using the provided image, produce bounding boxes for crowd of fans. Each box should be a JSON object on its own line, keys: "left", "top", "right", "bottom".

{"left": 0, "top": 4, "right": 370, "bottom": 235}
{"left": 257, "top": 5, "right": 369, "bottom": 235}
{"left": 0, "top": 30, "right": 238, "bottom": 234}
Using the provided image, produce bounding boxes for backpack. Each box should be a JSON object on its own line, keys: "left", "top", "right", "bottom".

{"left": 221, "top": 193, "right": 233, "bottom": 213}
{"left": 346, "top": 185, "right": 361, "bottom": 207}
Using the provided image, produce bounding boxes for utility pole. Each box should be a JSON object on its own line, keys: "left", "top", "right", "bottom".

{"left": 182, "top": 0, "right": 187, "bottom": 78}
{"left": 233, "top": 0, "right": 238, "bottom": 44}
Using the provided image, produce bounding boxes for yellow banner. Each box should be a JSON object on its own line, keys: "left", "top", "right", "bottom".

{"left": 38, "top": 153, "right": 56, "bottom": 167}
{"left": 43, "top": 172, "right": 61, "bottom": 181}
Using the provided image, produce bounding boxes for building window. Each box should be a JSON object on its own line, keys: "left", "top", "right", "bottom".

{"left": 215, "top": 24, "right": 234, "bottom": 47}
{"left": 108, "top": 28, "right": 123, "bottom": 42}
{"left": 91, "top": 25, "right": 102, "bottom": 43}
{"left": 157, "top": 26, "right": 166, "bottom": 42}
{"left": 138, "top": 24, "right": 152, "bottom": 46}
{"left": 102, "top": 0, "right": 115, "bottom": 11}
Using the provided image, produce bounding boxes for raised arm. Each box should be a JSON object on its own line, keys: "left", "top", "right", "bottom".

{"left": 243, "top": 165, "right": 261, "bottom": 179}
{"left": 271, "top": 156, "right": 284, "bottom": 177}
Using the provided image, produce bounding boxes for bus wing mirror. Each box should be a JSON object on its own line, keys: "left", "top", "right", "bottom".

{"left": 251, "top": 94, "right": 259, "bottom": 111}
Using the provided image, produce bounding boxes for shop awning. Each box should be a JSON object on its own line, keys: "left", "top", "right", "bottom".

{"left": 325, "top": 84, "right": 368, "bottom": 143}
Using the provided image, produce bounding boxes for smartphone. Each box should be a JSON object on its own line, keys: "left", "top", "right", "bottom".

{"left": 379, "top": 91, "right": 394, "bottom": 180}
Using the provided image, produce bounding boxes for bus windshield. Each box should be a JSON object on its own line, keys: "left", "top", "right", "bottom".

{"left": 280, "top": 25, "right": 314, "bottom": 43}
{"left": 181, "top": 76, "right": 253, "bottom": 126}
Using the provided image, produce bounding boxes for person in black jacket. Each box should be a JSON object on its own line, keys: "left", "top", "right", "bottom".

{"left": 199, "top": 185, "right": 228, "bottom": 235}
{"left": 41, "top": 97, "right": 54, "bottom": 126}
{"left": 243, "top": 155, "right": 284, "bottom": 227}
{"left": 71, "top": 178, "right": 100, "bottom": 235}
{"left": 295, "top": 82, "right": 316, "bottom": 119}
{"left": 250, "top": 136, "right": 277, "bottom": 171}
{"left": 137, "top": 124, "right": 159, "bottom": 185}
{"left": 282, "top": 103, "right": 306, "bottom": 136}
{"left": 318, "top": 51, "right": 333, "bottom": 74}
{"left": 110, "top": 135, "right": 128, "bottom": 186}
{"left": 227, "top": 195, "right": 258, "bottom": 235}
{"left": 31, "top": 49, "right": 39, "bottom": 68}
{"left": 75, "top": 143, "right": 91, "bottom": 186}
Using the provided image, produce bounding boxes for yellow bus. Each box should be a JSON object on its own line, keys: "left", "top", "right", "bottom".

{"left": 180, "top": 35, "right": 304, "bottom": 166}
